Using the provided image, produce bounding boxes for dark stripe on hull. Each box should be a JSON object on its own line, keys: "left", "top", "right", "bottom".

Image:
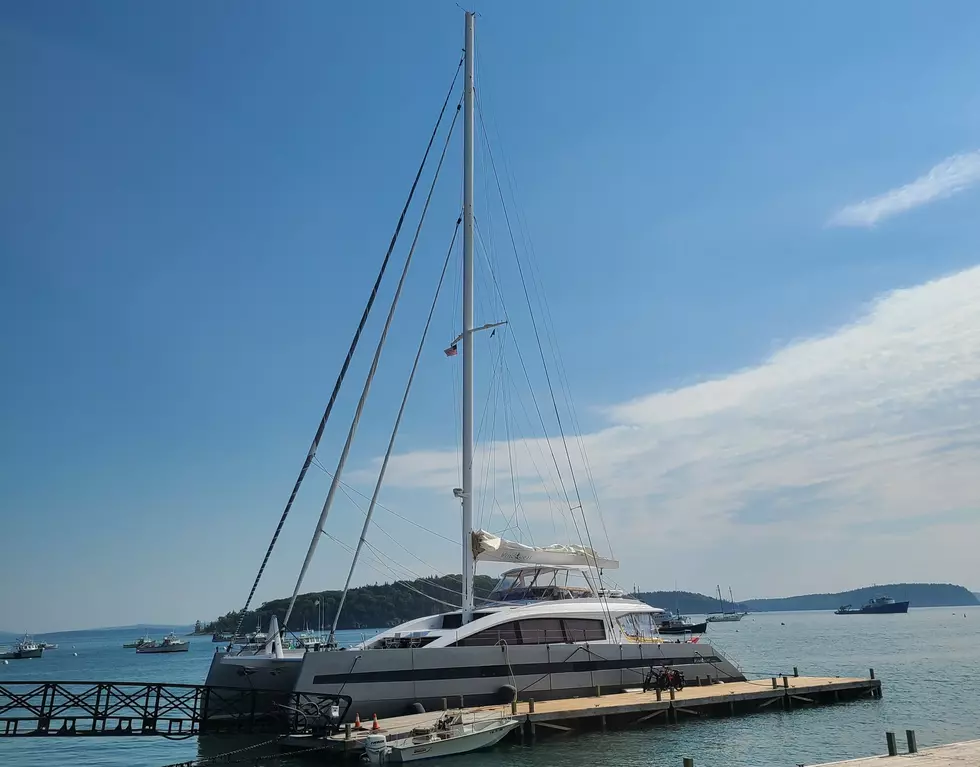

{"left": 311, "top": 655, "right": 726, "bottom": 685}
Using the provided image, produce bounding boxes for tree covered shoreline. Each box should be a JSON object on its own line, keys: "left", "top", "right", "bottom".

{"left": 196, "top": 578, "right": 979, "bottom": 635}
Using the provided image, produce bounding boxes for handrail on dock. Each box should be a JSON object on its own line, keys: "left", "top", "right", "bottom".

{"left": 0, "top": 680, "right": 351, "bottom": 738}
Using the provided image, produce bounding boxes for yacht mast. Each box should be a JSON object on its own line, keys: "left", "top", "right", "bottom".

{"left": 460, "top": 10, "right": 476, "bottom": 624}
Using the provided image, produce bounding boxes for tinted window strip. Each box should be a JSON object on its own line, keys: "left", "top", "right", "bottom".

{"left": 311, "top": 655, "right": 723, "bottom": 685}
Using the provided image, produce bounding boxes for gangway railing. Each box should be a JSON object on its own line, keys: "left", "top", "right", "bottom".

{"left": 0, "top": 680, "right": 351, "bottom": 737}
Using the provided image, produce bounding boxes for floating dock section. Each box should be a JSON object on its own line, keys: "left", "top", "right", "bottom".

{"left": 282, "top": 674, "right": 881, "bottom": 758}
{"left": 809, "top": 736, "right": 980, "bottom": 766}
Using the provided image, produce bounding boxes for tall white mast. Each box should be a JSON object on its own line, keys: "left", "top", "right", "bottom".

{"left": 460, "top": 10, "right": 476, "bottom": 624}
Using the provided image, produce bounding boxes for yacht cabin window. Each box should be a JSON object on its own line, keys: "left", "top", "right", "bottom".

{"left": 617, "top": 612, "right": 658, "bottom": 640}
{"left": 455, "top": 617, "right": 605, "bottom": 646}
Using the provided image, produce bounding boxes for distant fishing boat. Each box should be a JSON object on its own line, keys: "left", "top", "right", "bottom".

{"left": 37, "top": 641, "right": 59, "bottom": 650}
{"left": 657, "top": 613, "right": 707, "bottom": 635}
{"left": 835, "top": 596, "right": 909, "bottom": 615}
{"left": 123, "top": 634, "right": 156, "bottom": 649}
{"left": 136, "top": 632, "right": 189, "bottom": 653}
{"left": 0, "top": 635, "right": 44, "bottom": 660}
{"left": 705, "top": 586, "right": 747, "bottom": 623}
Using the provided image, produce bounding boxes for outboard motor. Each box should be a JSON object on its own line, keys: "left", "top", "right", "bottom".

{"left": 361, "top": 733, "right": 389, "bottom": 764}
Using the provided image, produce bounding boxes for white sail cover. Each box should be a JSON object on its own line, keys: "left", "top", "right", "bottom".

{"left": 473, "top": 529, "right": 619, "bottom": 569}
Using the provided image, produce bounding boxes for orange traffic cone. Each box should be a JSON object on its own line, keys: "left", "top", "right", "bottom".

{"left": 372, "top": 714, "right": 381, "bottom": 731}
{"left": 354, "top": 713, "right": 361, "bottom": 728}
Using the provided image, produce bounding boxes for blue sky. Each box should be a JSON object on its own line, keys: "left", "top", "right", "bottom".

{"left": 3, "top": 1, "right": 980, "bottom": 632}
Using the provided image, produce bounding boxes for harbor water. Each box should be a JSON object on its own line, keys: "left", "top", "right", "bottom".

{"left": 2, "top": 606, "right": 978, "bottom": 766}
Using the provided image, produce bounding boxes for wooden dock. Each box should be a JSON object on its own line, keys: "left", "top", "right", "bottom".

{"left": 281, "top": 674, "right": 881, "bottom": 758}
{"left": 810, "top": 738, "right": 980, "bottom": 765}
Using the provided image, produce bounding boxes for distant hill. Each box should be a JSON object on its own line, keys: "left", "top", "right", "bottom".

{"left": 974, "top": 592, "right": 980, "bottom": 601}
{"left": 635, "top": 591, "right": 746, "bottom": 615}
{"left": 742, "top": 583, "right": 979, "bottom": 612}
{"left": 200, "top": 575, "right": 498, "bottom": 635}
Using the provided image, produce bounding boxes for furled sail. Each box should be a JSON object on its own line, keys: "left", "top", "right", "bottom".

{"left": 472, "top": 529, "right": 619, "bottom": 569}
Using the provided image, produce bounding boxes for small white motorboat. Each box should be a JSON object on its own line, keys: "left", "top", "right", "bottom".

{"left": 362, "top": 713, "right": 519, "bottom": 763}
{"left": 136, "top": 632, "right": 189, "bottom": 653}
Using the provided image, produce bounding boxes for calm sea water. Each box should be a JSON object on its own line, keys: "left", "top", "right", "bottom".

{"left": 2, "top": 607, "right": 978, "bottom": 766}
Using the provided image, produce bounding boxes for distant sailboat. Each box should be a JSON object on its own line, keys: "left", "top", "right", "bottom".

{"left": 705, "top": 586, "right": 747, "bottom": 623}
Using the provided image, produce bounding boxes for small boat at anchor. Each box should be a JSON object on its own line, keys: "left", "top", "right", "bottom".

{"left": 362, "top": 713, "right": 520, "bottom": 763}
{"left": 0, "top": 635, "right": 44, "bottom": 660}
{"left": 705, "top": 585, "right": 747, "bottom": 623}
{"left": 123, "top": 634, "right": 156, "bottom": 649}
{"left": 136, "top": 632, "right": 189, "bottom": 653}
{"left": 835, "top": 596, "right": 909, "bottom": 615}
{"left": 657, "top": 613, "right": 707, "bottom": 635}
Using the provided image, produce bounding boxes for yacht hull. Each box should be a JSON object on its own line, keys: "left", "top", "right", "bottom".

{"left": 203, "top": 641, "right": 743, "bottom": 721}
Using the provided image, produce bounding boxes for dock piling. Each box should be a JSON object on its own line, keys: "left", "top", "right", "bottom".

{"left": 656, "top": 689, "right": 662, "bottom": 701}
{"left": 683, "top": 758, "right": 694, "bottom": 767}
{"left": 793, "top": 666, "right": 799, "bottom": 677}
{"left": 886, "top": 731, "right": 898, "bottom": 756}
{"left": 528, "top": 698, "right": 535, "bottom": 713}
{"left": 441, "top": 697, "right": 447, "bottom": 711}
{"left": 782, "top": 676, "right": 789, "bottom": 689}
{"left": 669, "top": 688, "right": 676, "bottom": 700}
{"left": 772, "top": 677, "right": 778, "bottom": 689}
{"left": 906, "top": 730, "right": 917, "bottom": 754}
{"left": 869, "top": 668, "right": 875, "bottom": 679}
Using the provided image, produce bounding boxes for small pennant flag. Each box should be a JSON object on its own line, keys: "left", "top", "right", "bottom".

{"left": 444, "top": 344, "right": 458, "bottom": 357}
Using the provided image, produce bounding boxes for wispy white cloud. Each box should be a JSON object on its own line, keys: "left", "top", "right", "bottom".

{"left": 369, "top": 265, "right": 980, "bottom": 595}
{"left": 829, "top": 150, "right": 980, "bottom": 227}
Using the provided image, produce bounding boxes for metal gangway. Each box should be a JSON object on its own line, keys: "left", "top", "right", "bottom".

{"left": 0, "top": 679, "right": 350, "bottom": 738}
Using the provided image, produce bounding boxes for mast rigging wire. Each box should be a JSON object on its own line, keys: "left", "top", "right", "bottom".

{"left": 310, "top": 457, "right": 459, "bottom": 545}
{"left": 475, "top": 79, "right": 614, "bottom": 558}
{"left": 327, "top": 209, "right": 463, "bottom": 641}
{"left": 280, "top": 94, "right": 464, "bottom": 632}
{"left": 229, "top": 56, "right": 464, "bottom": 644}
{"left": 476, "top": 98, "right": 615, "bottom": 630}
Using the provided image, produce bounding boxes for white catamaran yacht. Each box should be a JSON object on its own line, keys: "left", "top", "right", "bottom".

{"left": 203, "top": 11, "right": 744, "bottom": 722}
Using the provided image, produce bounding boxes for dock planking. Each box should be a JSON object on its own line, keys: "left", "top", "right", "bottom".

{"left": 809, "top": 739, "right": 980, "bottom": 765}
{"left": 281, "top": 675, "right": 880, "bottom": 757}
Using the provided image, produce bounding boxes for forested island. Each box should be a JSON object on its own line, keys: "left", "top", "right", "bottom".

{"left": 197, "top": 575, "right": 498, "bottom": 635}
{"left": 740, "top": 583, "right": 978, "bottom": 612}
{"left": 196, "top": 578, "right": 979, "bottom": 634}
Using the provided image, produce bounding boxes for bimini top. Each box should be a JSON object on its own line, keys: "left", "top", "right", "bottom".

{"left": 473, "top": 530, "right": 619, "bottom": 569}
{"left": 488, "top": 565, "right": 626, "bottom": 603}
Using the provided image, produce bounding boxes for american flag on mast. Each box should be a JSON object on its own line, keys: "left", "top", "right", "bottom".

{"left": 444, "top": 343, "right": 458, "bottom": 357}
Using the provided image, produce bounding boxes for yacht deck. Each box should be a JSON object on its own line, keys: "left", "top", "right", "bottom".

{"left": 280, "top": 674, "right": 881, "bottom": 758}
